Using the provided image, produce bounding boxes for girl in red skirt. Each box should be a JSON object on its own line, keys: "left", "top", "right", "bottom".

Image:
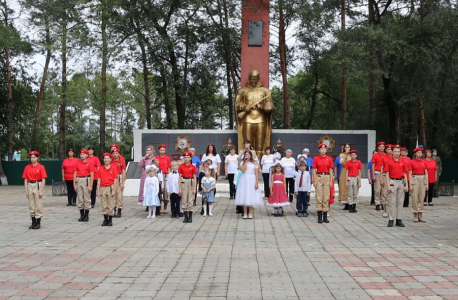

{"left": 267, "top": 163, "right": 290, "bottom": 216}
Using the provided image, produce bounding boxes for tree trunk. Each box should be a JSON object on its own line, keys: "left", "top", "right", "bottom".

{"left": 3, "top": 1, "right": 13, "bottom": 161}
{"left": 382, "top": 75, "right": 396, "bottom": 142}
{"left": 100, "top": 3, "right": 108, "bottom": 155}
{"left": 340, "top": 0, "right": 347, "bottom": 130}
{"left": 222, "top": 0, "right": 236, "bottom": 128}
{"left": 138, "top": 36, "right": 152, "bottom": 129}
{"left": 278, "top": 0, "right": 290, "bottom": 129}
{"left": 305, "top": 72, "right": 319, "bottom": 129}
{"left": 32, "top": 20, "right": 52, "bottom": 149}
{"left": 418, "top": 96, "right": 426, "bottom": 147}
{"left": 59, "top": 18, "right": 67, "bottom": 160}
{"left": 161, "top": 68, "right": 172, "bottom": 129}
{"left": 368, "top": 0, "right": 376, "bottom": 129}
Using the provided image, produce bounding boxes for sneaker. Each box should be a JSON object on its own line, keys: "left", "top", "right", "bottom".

{"left": 327, "top": 212, "right": 330, "bottom": 217}
{"left": 248, "top": 214, "right": 253, "bottom": 219}
{"left": 243, "top": 215, "right": 247, "bottom": 219}
{"left": 151, "top": 215, "right": 156, "bottom": 219}
{"left": 203, "top": 213, "right": 207, "bottom": 217}
{"left": 146, "top": 215, "right": 151, "bottom": 219}
{"left": 382, "top": 212, "right": 388, "bottom": 218}
{"left": 209, "top": 213, "right": 213, "bottom": 217}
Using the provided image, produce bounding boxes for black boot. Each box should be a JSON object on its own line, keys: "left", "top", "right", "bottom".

{"left": 107, "top": 216, "right": 113, "bottom": 226}
{"left": 343, "top": 204, "right": 350, "bottom": 210}
{"left": 35, "top": 218, "right": 41, "bottom": 229}
{"left": 387, "top": 220, "right": 394, "bottom": 227}
{"left": 183, "top": 211, "right": 189, "bottom": 223}
{"left": 395, "top": 219, "right": 405, "bottom": 227}
{"left": 353, "top": 204, "right": 357, "bottom": 213}
{"left": 375, "top": 204, "right": 381, "bottom": 211}
{"left": 179, "top": 212, "right": 184, "bottom": 217}
{"left": 116, "top": 208, "right": 122, "bottom": 218}
{"left": 78, "top": 209, "right": 84, "bottom": 222}
{"left": 83, "top": 210, "right": 89, "bottom": 222}
{"left": 323, "top": 211, "right": 330, "bottom": 223}
{"left": 317, "top": 211, "right": 323, "bottom": 224}
{"left": 349, "top": 205, "right": 354, "bottom": 213}
{"left": 29, "top": 217, "right": 36, "bottom": 229}
{"left": 188, "top": 211, "right": 193, "bottom": 223}
{"left": 102, "top": 215, "right": 108, "bottom": 226}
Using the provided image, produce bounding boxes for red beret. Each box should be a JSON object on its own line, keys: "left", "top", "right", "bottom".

{"left": 349, "top": 150, "right": 357, "bottom": 154}
{"left": 425, "top": 149, "right": 432, "bottom": 153}
{"left": 385, "top": 144, "right": 392, "bottom": 149}
{"left": 183, "top": 151, "right": 192, "bottom": 157}
{"left": 101, "top": 152, "right": 113, "bottom": 160}
{"left": 158, "top": 144, "right": 166, "bottom": 149}
{"left": 111, "top": 148, "right": 121, "bottom": 154}
{"left": 109, "top": 144, "right": 119, "bottom": 148}
{"left": 400, "top": 147, "right": 406, "bottom": 151}
{"left": 376, "top": 142, "right": 385, "bottom": 147}
{"left": 79, "top": 149, "right": 89, "bottom": 154}
{"left": 392, "top": 144, "right": 401, "bottom": 149}
{"left": 318, "top": 143, "right": 327, "bottom": 149}
{"left": 413, "top": 147, "right": 423, "bottom": 153}
{"left": 29, "top": 150, "right": 40, "bottom": 157}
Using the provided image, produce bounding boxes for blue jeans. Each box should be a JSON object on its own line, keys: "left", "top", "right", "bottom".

{"left": 296, "top": 191, "right": 309, "bottom": 212}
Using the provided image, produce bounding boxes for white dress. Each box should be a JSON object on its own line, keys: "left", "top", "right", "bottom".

{"left": 143, "top": 176, "right": 161, "bottom": 207}
{"left": 234, "top": 162, "right": 264, "bottom": 207}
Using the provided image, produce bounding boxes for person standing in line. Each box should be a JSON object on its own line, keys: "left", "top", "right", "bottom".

{"left": 179, "top": 152, "right": 198, "bottom": 223}
{"left": 367, "top": 150, "right": 377, "bottom": 205}
{"left": 409, "top": 147, "right": 428, "bottom": 223}
{"left": 221, "top": 138, "right": 234, "bottom": 176}
{"left": 73, "top": 149, "right": 94, "bottom": 222}
{"left": 138, "top": 145, "right": 155, "bottom": 206}
{"left": 372, "top": 142, "right": 386, "bottom": 213}
{"left": 202, "top": 144, "right": 222, "bottom": 178}
{"left": 189, "top": 148, "right": 202, "bottom": 206}
{"left": 267, "top": 163, "right": 290, "bottom": 217}
{"left": 23, "top": 151, "right": 47, "bottom": 230}
{"left": 337, "top": 144, "right": 351, "bottom": 209}
{"left": 167, "top": 161, "right": 181, "bottom": 218}
{"left": 110, "top": 144, "right": 126, "bottom": 167}
{"left": 111, "top": 148, "right": 126, "bottom": 218}
{"left": 87, "top": 146, "right": 101, "bottom": 208}
{"left": 345, "top": 150, "right": 363, "bottom": 213}
{"left": 400, "top": 147, "right": 412, "bottom": 208}
{"left": 294, "top": 161, "right": 311, "bottom": 217}
{"left": 155, "top": 144, "right": 171, "bottom": 214}
{"left": 97, "top": 152, "right": 118, "bottom": 226}
{"left": 312, "top": 144, "right": 334, "bottom": 224}
{"left": 201, "top": 168, "right": 217, "bottom": 217}
{"left": 143, "top": 167, "right": 161, "bottom": 219}
{"left": 62, "top": 148, "right": 77, "bottom": 206}
{"left": 384, "top": 145, "right": 409, "bottom": 228}
{"left": 423, "top": 149, "right": 438, "bottom": 206}
{"left": 272, "top": 138, "right": 286, "bottom": 158}
{"left": 304, "top": 149, "right": 314, "bottom": 178}
{"left": 381, "top": 144, "right": 393, "bottom": 216}
{"left": 238, "top": 140, "right": 258, "bottom": 162}
{"left": 225, "top": 146, "right": 239, "bottom": 199}
{"left": 432, "top": 149, "right": 442, "bottom": 197}
{"left": 234, "top": 150, "right": 264, "bottom": 219}
{"left": 280, "top": 149, "right": 296, "bottom": 202}
{"left": 260, "top": 147, "right": 275, "bottom": 199}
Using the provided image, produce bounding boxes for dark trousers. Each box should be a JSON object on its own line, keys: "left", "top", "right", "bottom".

{"left": 262, "top": 173, "right": 270, "bottom": 198}
{"left": 296, "top": 191, "right": 309, "bottom": 212}
{"left": 286, "top": 177, "right": 295, "bottom": 202}
{"left": 65, "top": 180, "right": 77, "bottom": 205}
{"left": 195, "top": 172, "right": 204, "bottom": 203}
{"left": 370, "top": 183, "right": 375, "bottom": 205}
{"left": 90, "top": 180, "right": 97, "bottom": 206}
{"left": 425, "top": 183, "right": 435, "bottom": 203}
{"left": 170, "top": 193, "right": 180, "bottom": 216}
{"left": 228, "top": 173, "right": 236, "bottom": 198}
{"left": 403, "top": 181, "right": 410, "bottom": 207}
{"left": 156, "top": 185, "right": 162, "bottom": 215}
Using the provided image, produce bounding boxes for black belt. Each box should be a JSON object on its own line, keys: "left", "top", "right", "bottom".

{"left": 182, "top": 177, "right": 193, "bottom": 179}
{"left": 77, "top": 176, "right": 90, "bottom": 178}
{"left": 28, "top": 180, "right": 38, "bottom": 183}
{"left": 317, "top": 173, "right": 329, "bottom": 175}
{"left": 412, "top": 174, "right": 424, "bottom": 176}
{"left": 391, "top": 177, "right": 404, "bottom": 180}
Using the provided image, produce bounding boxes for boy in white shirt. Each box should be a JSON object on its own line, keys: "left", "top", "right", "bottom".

{"left": 167, "top": 161, "right": 181, "bottom": 218}
{"left": 295, "top": 161, "right": 311, "bottom": 217}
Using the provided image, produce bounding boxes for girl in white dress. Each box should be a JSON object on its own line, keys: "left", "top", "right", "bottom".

{"left": 143, "top": 167, "right": 161, "bottom": 218}
{"left": 235, "top": 150, "right": 264, "bottom": 219}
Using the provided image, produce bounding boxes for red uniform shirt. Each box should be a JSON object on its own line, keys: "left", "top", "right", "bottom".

{"left": 371, "top": 152, "right": 386, "bottom": 171}
{"left": 97, "top": 165, "right": 118, "bottom": 187}
{"left": 424, "top": 159, "right": 438, "bottom": 183}
{"left": 62, "top": 158, "right": 78, "bottom": 181}
{"left": 22, "top": 163, "right": 48, "bottom": 181}
{"left": 384, "top": 157, "right": 408, "bottom": 179}
{"left": 345, "top": 159, "right": 363, "bottom": 177}
{"left": 74, "top": 159, "right": 95, "bottom": 177}
{"left": 112, "top": 158, "right": 126, "bottom": 175}
{"left": 410, "top": 158, "right": 427, "bottom": 175}
{"left": 120, "top": 155, "right": 126, "bottom": 168}
{"left": 86, "top": 156, "right": 102, "bottom": 179}
{"left": 400, "top": 156, "right": 412, "bottom": 180}
{"left": 178, "top": 163, "right": 197, "bottom": 177}
{"left": 155, "top": 155, "right": 171, "bottom": 174}
{"left": 383, "top": 154, "right": 393, "bottom": 173}
{"left": 312, "top": 155, "right": 334, "bottom": 173}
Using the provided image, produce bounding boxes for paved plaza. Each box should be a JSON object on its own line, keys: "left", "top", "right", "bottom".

{"left": 1, "top": 186, "right": 458, "bottom": 300}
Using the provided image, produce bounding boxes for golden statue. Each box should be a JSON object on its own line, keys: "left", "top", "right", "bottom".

{"left": 235, "top": 70, "right": 274, "bottom": 159}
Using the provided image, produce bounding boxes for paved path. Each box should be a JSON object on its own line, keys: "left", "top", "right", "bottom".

{"left": 1, "top": 186, "right": 458, "bottom": 300}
